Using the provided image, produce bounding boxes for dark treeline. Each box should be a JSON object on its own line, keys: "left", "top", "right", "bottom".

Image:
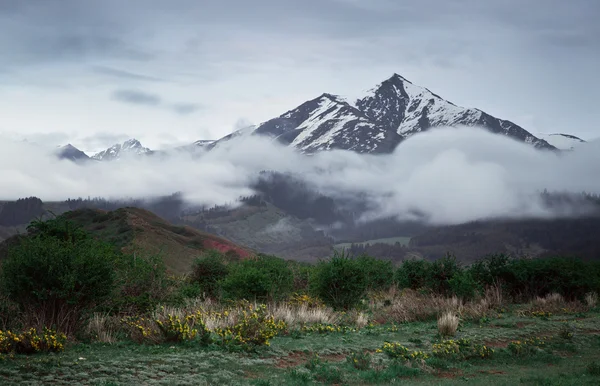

{"left": 252, "top": 171, "right": 342, "bottom": 224}
{"left": 346, "top": 241, "right": 409, "bottom": 261}
{"left": 409, "top": 217, "right": 600, "bottom": 262}
{"left": 0, "top": 197, "right": 45, "bottom": 226}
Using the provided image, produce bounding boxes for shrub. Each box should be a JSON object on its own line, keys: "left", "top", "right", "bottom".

{"left": 347, "top": 351, "right": 372, "bottom": 370}
{"left": 190, "top": 250, "right": 229, "bottom": 299}
{"left": 0, "top": 327, "right": 67, "bottom": 354}
{"left": 310, "top": 251, "right": 367, "bottom": 310}
{"left": 504, "top": 257, "right": 599, "bottom": 301}
{"left": 288, "top": 261, "right": 314, "bottom": 293}
{"left": 395, "top": 259, "right": 430, "bottom": 290}
{"left": 432, "top": 339, "right": 494, "bottom": 360}
{"left": 437, "top": 311, "right": 459, "bottom": 337}
{"left": 448, "top": 270, "right": 480, "bottom": 300}
{"left": 222, "top": 255, "right": 294, "bottom": 302}
{"left": 109, "top": 251, "right": 170, "bottom": 314}
{"left": 355, "top": 255, "right": 395, "bottom": 291}
{"left": 376, "top": 342, "right": 429, "bottom": 361}
{"left": 507, "top": 337, "right": 546, "bottom": 356}
{"left": 214, "top": 304, "right": 286, "bottom": 350}
{"left": 1, "top": 235, "right": 117, "bottom": 334}
{"left": 585, "top": 292, "right": 598, "bottom": 308}
{"left": 426, "top": 255, "right": 463, "bottom": 296}
{"left": 468, "top": 254, "right": 514, "bottom": 289}
{"left": 0, "top": 293, "right": 20, "bottom": 331}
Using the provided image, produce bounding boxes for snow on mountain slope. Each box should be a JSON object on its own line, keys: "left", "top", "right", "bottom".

{"left": 536, "top": 133, "right": 586, "bottom": 150}
{"left": 208, "top": 73, "right": 554, "bottom": 154}
{"left": 356, "top": 74, "right": 550, "bottom": 149}
{"left": 92, "top": 139, "right": 152, "bottom": 161}
{"left": 253, "top": 93, "right": 400, "bottom": 153}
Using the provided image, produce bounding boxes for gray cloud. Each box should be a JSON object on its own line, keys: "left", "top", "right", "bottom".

{"left": 92, "top": 66, "right": 165, "bottom": 82}
{"left": 110, "top": 89, "right": 202, "bottom": 117}
{"left": 75, "top": 133, "right": 132, "bottom": 153}
{"left": 1, "top": 127, "right": 600, "bottom": 225}
{"left": 111, "top": 89, "right": 161, "bottom": 106}
{"left": 171, "top": 103, "right": 202, "bottom": 115}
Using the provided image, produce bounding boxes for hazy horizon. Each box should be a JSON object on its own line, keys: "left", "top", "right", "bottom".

{"left": 2, "top": 126, "right": 600, "bottom": 225}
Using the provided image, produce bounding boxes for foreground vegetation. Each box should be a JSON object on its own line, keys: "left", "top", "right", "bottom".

{"left": 0, "top": 216, "right": 599, "bottom": 384}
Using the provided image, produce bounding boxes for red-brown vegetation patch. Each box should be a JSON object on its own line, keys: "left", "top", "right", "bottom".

{"left": 516, "top": 322, "right": 533, "bottom": 328}
{"left": 478, "top": 370, "right": 507, "bottom": 375}
{"left": 275, "top": 351, "right": 309, "bottom": 369}
{"left": 436, "top": 369, "right": 463, "bottom": 379}
{"left": 484, "top": 340, "right": 509, "bottom": 348}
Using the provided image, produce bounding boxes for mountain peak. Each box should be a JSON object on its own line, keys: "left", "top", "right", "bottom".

{"left": 389, "top": 73, "right": 412, "bottom": 84}
{"left": 203, "top": 72, "right": 558, "bottom": 154}
{"left": 123, "top": 138, "right": 143, "bottom": 148}
{"left": 92, "top": 139, "right": 152, "bottom": 161}
{"left": 56, "top": 143, "right": 90, "bottom": 162}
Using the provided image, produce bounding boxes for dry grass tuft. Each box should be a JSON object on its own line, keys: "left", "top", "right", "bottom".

{"left": 585, "top": 292, "right": 598, "bottom": 308}
{"left": 437, "top": 311, "right": 459, "bottom": 337}
{"left": 85, "top": 313, "right": 118, "bottom": 343}
{"left": 371, "top": 288, "right": 499, "bottom": 324}
{"left": 269, "top": 303, "right": 338, "bottom": 327}
{"left": 146, "top": 297, "right": 370, "bottom": 332}
{"left": 523, "top": 292, "right": 588, "bottom": 315}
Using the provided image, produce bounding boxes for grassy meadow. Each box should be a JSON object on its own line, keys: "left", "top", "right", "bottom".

{"left": 1, "top": 214, "right": 600, "bottom": 385}
{"left": 1, "top": 294, "right": 600, "bottom": 385}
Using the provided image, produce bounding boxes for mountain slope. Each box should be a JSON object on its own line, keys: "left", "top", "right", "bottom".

{"left": 0, "top": 207, "right": 254, "bottom": 274}
{"left": 56, "top": 144, "right": 92, "bottom": 162}
{"left": 251, "top": 93, "right": 400, "bottom": 153}
{"left": 537, "top": 133, "right": 586, "bottom": 150}
{"left": 92, "top": 139, "right": 152, "bottom": 161}
{"left": 209, "top": 73, "right": 554, "bottom": 153}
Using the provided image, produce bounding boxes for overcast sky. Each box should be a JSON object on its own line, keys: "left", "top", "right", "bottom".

{"left": 0, "top": 0, "right": 598, "bottom": 153}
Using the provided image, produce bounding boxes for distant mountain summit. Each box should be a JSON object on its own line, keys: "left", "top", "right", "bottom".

{"left": 91, "top": 139, "right": 152, "bottom": 161}
{"left": 207, "top": 73, "right": 555, "bottom": 153}
{"left": 56, "top": 144, "right": 91, "bottom": 162}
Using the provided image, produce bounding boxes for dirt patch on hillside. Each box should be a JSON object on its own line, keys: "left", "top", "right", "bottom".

{"left": 484, "top": 340, "right": 509, "bottom": 348}
{"left": 436, "top": 369, "right": 463, "bottom": 379}
{"left": 275, "top": 351, "right": 348, "bottom": 369}
{"left": 275, "top": 351, "right": 310, "bottom": 369}
{"left": 478, "top": 370, "right": 507, "bottom": 375}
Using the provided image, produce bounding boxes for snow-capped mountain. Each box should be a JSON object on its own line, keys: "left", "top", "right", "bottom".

{"left": 536, "top": 133, "right": 586, "bottom": 151}
{"left": 192, "top": 140, "right": 216, "bottom": 147}
{"left": 56, "top": 144, "right": 91, "bottom": 162}
{"left": 208, "top": 74, "right": 555, "bottom": 153}
{"left": 91, "top": 139, "right": 152, "bottom": 161}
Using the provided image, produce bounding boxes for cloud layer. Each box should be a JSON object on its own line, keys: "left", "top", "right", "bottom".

{"left": 1, "top": 127, "right": 600, "bottom": 225}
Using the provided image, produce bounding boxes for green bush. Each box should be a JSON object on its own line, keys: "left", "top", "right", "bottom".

{"left": 288, "top": 261, "right": 314, "bottom": 293}
{"left": 355, "top": 255, "right": 394, "bottom": 291}
{"left": 468, "top": 255, "right": 600, "bottom": 301}
{"left": 426, "top": 255, "right": 463, "bottom": 296}
{"left": 1, "top": 235, "right": 117, "bottom": 333}
{"left": 310, "top": 251, "right": 367, "bottom": 310}
{"left": 222, "top": 254, "right": 293, "bottom": 301}
{"left": 395, "top": 258, "right": 430, "bottom": 290}
{"left": 448, "top": 270, "right": 480, "bottom": 300}
{"left": 109, "top": 251, "right": 170, "bottom": 314}
{"left": 190, "top": 250, "right": 229, "bottom": 299}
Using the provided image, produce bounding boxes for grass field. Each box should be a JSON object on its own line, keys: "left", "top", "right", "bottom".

{"left": 335, "top": 236, "right": 412, "bottom": 250}
{"left": 2, "top": 307, "right": 599, "bottom": 385}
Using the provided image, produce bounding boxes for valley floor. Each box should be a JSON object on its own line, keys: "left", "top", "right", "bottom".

{"left": 1, "top": 309, "right": 599, "bottom": 385}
